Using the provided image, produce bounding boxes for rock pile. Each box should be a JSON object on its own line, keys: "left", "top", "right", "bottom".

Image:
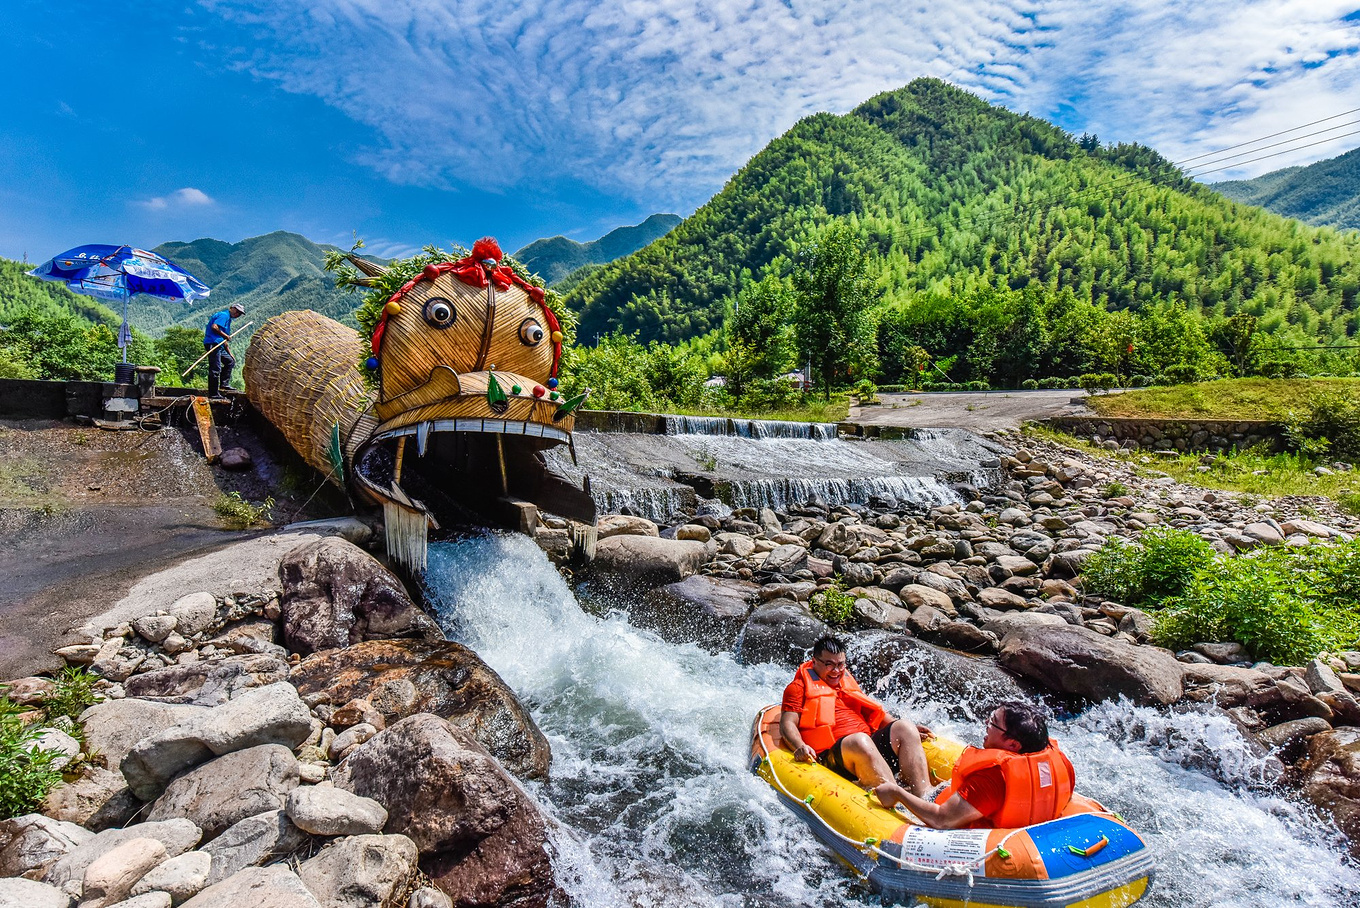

{"left": 2, "top": 532, "right": 554, "bottom": 908}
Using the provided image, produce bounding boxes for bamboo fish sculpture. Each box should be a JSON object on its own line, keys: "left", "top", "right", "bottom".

{"left": 244, "top": 238, "right": 597, "bottom": 571}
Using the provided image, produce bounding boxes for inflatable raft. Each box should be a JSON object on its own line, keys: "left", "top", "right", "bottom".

{"left": 749, "top": 705, "right": 1154, "bottom": 908}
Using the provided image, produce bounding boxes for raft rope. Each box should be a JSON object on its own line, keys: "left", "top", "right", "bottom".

{"left": 753, "top": 706, "right": 1123, "bottom": 886}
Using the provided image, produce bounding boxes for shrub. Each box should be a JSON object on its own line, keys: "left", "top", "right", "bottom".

{"left": 812, "top": 581, "right": 856, "bottom": 626}
{"left": 1081, "top": 539, "right": 1144, "bottom": 605}
{"left": 0, "top": 695, "right": 64, "bottom": 819}
{"left": 1079, "top": 372, "right": 1118, "bottom": 394}
{"left": 213, "top": 492, "right": 274, "bottom": 530}
{"left": 1020, "top": 378, "right": 1040, "bottom": 390}
{"left": 966, "top": 380, "right": 990, "bottom": 391}
{"left": 1161, "top": 363, "right": 1202, "bottom": 384}
{"left": 1065, "top": 376, "right": 1083, "bottom": 389}
{"left": 854, "top": 379, "right": 879, "bottom": 404}
{"left": 1339, "top": 492, "right": 1360, "bottom": 517}
{"left": 1081, "top": 527, "right": 1215, "bottom": 608}
{"left": 1284, "top": 391, "right": 1360, "bottom": 462}
{"left": 43, "top": 667, "right": 100, "bottom": 725}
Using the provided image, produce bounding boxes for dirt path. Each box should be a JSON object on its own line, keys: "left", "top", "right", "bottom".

{"left": 848, "top": 389, "right": 1091, "bottom": 433}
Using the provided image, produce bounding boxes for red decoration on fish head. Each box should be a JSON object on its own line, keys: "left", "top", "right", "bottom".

{"left": 472, "top": 237, "right": 503, "bottom": 264}
{"left": 423, "top": 263, "right": 442, "bottom": 281}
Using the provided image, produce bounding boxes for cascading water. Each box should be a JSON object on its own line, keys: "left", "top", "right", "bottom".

{"left": 426, "top": 532, "right": 1360, "bottom": 908}
{"left": 663, "top": 415, "right": 838, "bottom": 440}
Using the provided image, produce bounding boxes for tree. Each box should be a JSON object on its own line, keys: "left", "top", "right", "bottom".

{"left": 724, "top": 275, "right": 796, "bottom": 397}
{"left": 1212, "top": 312, "right": 1260, "bottom": 376}
{"left": 793, "top": 222, "right": 880, "bottom": 397}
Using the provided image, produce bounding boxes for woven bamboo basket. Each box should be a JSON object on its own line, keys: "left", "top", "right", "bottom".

{"left": 243, "top": 310, "right": 371, "bottom": 482}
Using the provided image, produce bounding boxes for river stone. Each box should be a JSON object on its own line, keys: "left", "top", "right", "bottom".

{"left": 815, "top": 522, "right": 861, "bottom": 556}
{"left": 285, "top": 786, "right": 387, "bottom": 836}
{"left": 998, "top": 624, "right": 1186, "bottom": 706}
{"left": 760, "top": 544, "right": 808, "bottom": 577}
{"left": 596, "top": 514, "right": 659, "bottom": 539}
{"left": 937, "top": 621, "right": 1000, "bottom": 653}
{"left": 0, "top": 877, "right": 71, "bottom": 908}
{"left": 146, "top": 745, "right": 299, "bottom": 841}
{"left": 633, "top": 575, "right": 759, "bottom": 650}
{"left": 121, "top": 682, "right": 313, "bottom": 801}
{"left": 1301, "top": 728, "right": 1360, "bottom": 858}
{"left": 899, "top": 585, "right": 955, "bottom": 616}
{"left": 167, "top": 594, "right": 219, "bottom": 638}
{"left": 289, "top": 639, "right": 550, "bottom": 780}
{"left": 332, "top": 714, "right": 558, "bottom": 908}
{"left": 206, "top": 620, "right": 285, "bottom": 658}
{"left": 202, "top": 810, "right": 310, "bottom": 885}
{"left": 278, "top": 536, "right": 443, "bottom": 656}
{"left": 123, "top": 654, "right": 290, "bottom": 706}
{"left": 296, "top": 835, "right": 418, "bottom": 908}
{"left": 992, "top": 555, "right": 1039, "bottom": 577}
{"left": 982, "top": 611, "right": 1068, "bottom": 638}
{"left": 913, "top": 570, "right": 972, "bottom": 602}
{"left": 591, "top": 536, "right": 708, "bottom": 587}
{"left": 675, "top": 524, "right": 711, "bottom": 542}
{"left": 1242, "top": 522, "right": 1284, "bottom": 545}
{"left": 1307, "top": 658, "right": 1347, "bottom": 696}
{"left": 1193, "top": 642, "right": 1251, "bottom": 664}
{"left": 177, "top": 866, "right": 320, "bottom": 908}
{"left": 1043, "top": 550, "right": 1092, "bottom": 579}
{"left": 908, "top": 605, "right": 948, "bottom": 635}
{"left": 132, "top": 615, "right": 179, "bottom": 645}
{"left": 1182, "top": 664, "right": 1334, "bottom": 723}
{"left": 851, "top": 597, "right": 912, "bottom": 632}
{"left": 736, "top": 599, "right": 829, "bottom": 666}
{"left": 1258, "top": 717, "right": 1333, "bottom": 754}
{"left": 878, "top": 566, "right": 921, "bottom": 593}
{"left": 131, "top": 851, "right": 212, "bottom": 904}
{"left": 42, "top": 767, "right": 141, "bottom": 832}
{"left": 409, "top": 888, "right": 453, "bottom": 908}
{"left": 79, "top": 837, "right": 167, "bottom": 908}
{"left": 330, "top": 723, "right": 378, "bottom": 760}
{"left": 978, "top": 588, "right": 1029, "bottom": 611}
{"left": 715, "top": 532, "right": 757, "bottom": 558}
{"left": 0, "top": 814, "right": 92, "bottom": 879}
{"left": 102, "top": 894, "right": 170, "bottom": 908}
{"left": 44, "top": 820, "right": 201, "bottom": 890}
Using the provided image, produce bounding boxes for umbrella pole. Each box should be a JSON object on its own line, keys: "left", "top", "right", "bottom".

{"left": 121, "top": 289, "right": 129, "bottom": 364}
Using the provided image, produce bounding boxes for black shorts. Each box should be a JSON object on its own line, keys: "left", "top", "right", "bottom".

{"left": 818, "top": 721, "right": 899, "bottom": 781}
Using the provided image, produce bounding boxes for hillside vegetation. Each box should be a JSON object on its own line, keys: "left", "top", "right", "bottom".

{"left": 1214, "top": 145, "right": 1360, "bottom": 232}
{"left": 1087, "top": 377, "right": 1360, "bottom": 420}
{"left": 514, "top": 214, "right": 681, "bottom": 286}
{"left": 567, "top": 79, "right": 1360, "bottom": 388}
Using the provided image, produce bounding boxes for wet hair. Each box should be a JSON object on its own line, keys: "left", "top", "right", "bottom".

{"left": 810, "top": 635, "right": 846, "bottom": 658}
{"left": 996, "top": 702, "right": 1049, "bottom": 753}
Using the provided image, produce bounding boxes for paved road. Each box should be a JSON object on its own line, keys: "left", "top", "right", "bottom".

{"left": 847, "top": 389, "right": 1091, "bottom": 433}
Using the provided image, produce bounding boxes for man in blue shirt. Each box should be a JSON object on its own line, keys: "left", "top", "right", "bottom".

{"left": 204, "top": 303, "right": 245, "bottom": 399}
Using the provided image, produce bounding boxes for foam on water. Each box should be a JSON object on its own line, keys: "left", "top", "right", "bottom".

{"left": 426, "top": 533, "right": 1360, "bottom": 907}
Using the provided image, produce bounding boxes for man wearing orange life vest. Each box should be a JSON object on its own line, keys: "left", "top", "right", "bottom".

{"left": 780, "top": 635, "right": 934, "bottom": 797}
{"left": 872, "top": 702, "right": 1076, "bottom": 830}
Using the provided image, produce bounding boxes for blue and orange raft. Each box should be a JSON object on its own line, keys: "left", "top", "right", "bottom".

{"left": 749, "top": 705, "right": 1154, "bottom": 908}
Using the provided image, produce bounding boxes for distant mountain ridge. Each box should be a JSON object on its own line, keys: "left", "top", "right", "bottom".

{"left": 513, "top": 214, "right": 681, "bottom": 286}
{"left": 1212, "top": 145, "right": 1360, "bottom": 231}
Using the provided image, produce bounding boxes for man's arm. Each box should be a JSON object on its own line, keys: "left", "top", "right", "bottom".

{"left": 872, "top": 786, "right": 985, "bottom": 829}
{"left": 780, "top": 711, "right": 817, "bottom": 763}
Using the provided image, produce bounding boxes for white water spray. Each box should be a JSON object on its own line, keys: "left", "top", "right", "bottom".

{"left": 425, "top": 533, "right": 1360, "bottom": 907}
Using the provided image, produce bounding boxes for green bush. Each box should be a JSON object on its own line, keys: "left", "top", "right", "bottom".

{"left": 1081, "top": 539, "right": 1145, "bottom": 605}
{"left": 213, "top": 492, "right": 274, "bottom": 530}
{"left": 42, "top": 667, "right": 100, "bottom": 725}
{"left": 1020, "top": 378, "right": 1040, "bottom": 390}
{"left": 1161, "top": 363, "right": 1202, "bottom": 384}
{"left": 1079, "top": 372, "right": 1118, "bottom": 394}
{"left": 0, "top": 695, "right": 64, "bottom": 819}
{"left": 965, "top": 380, "right": 990, "bottom": 391}
{"left": 1284, "top": 391, "right": 1360, "bottom": 462}
{"left": 1081, "top": 527, "right": 1215, "bottom": 608}
{"left": 854, "top": 379, "right": 879, "bottom": 404}
{"left": 811, "top": 581, "right": 857, "bottom": 626}
{"left": 1102, "top": 480, "right": 1129, "bottom": 499}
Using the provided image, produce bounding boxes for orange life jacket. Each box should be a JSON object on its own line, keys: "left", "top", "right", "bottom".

{"left": 790, "top": 660, "right": 887, "bottom": 754}
{"left": 936, "top": 739, "right": 1075, "bottom": 829}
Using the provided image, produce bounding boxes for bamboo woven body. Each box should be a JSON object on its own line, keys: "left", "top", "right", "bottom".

{"left": 244, "top": 310, "right": 370, "bottom": 482}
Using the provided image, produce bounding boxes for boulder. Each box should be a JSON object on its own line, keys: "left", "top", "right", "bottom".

{"left": 981, "top": 611, "right": 1067, "bottom": 638}
{"left": 289, "top": 640, "right": 550, "bottom": 780}
{"left": 760, "top": 544, "right": 808, "bottom": 577}
{"left": 978, "top": 588, "right": 1029, "bottom": 611}
{"left": 131, "top": 851, "right": 212, "bottom": 904}
{"left": 409, "top": 888, "right": 453, "bottom": 908}
{"left": 878, "top": 566, "right": 921, "bottom": 593}
{"left": 202, "top": 810, "right": 310, "bottom": 885}
{"left": 714, "top": 532, "right": 756, "bottom": 558}
{"left": 132, "top": 615, "right": 179, "bottom": 645}
{"left": 590, "top": 536, "right": 708, "bottom": 588}
{"left": 41, "top": 767, "right": 141, "bottom": 832}
{"left": 816, "top": 522, "right": 862, "bottom": 556}
{"left": 108, "top": 893, "right": 171, "bottom": 908}
{"left": 998, "top": 624, "right": 1186, "bottom": 706}
{"left": 332, "top": 714, "right": 557, "bottom": 908}
{"left": 123, "top": 654, "right": 290, "bottom": 706}
{"left": 285, "top": 786, "right": 387, "bottom": 837}
{"left": 851, "top": 598, "right": 912, "bottom": 632}
{"left": 146, "top": 745, "right": 300, "bottom": 841}
{"left": 908, "top": 605, "right": 948, "bottom": 635}
{"left": 296, "top": 835, "right": 419, "bottom": 908}
{"left": 913, "top": 570, "right": 972, "bottom": 603}
{"left": 899, "top": 585, "right": 955, "bottom": 616}
{"left": 1242, "top": 522, "right": 1284, "bottom": 546}
{"left": 79, "top": 837, "right": 167, "bottom": 908}
{"left": 1301, "top": 728, "right": 1360, "bottom": 858}
{"left": 595, "top": 514, "right": 659, "bottom": 539}
{"left": 631, "top": 576, "right": 759, "bottom": 650}
{"left": 0, "top": 814, "right": 92, "bottom": 879}
{"left": 853, "top": 633, "right": 1032, "bottom": 710}
{"left": 992, "top": 554, "right": 1039, "bottom": 577}
{"left": 736, "top": 600, "right": 829, "bottom": 666}
{"left": 330, "top": 723, "right": 378, "bottom": 760}
{"left": 1257, "top": 717, "right": 1333, "bottom": 756}
{"left": 278, "top": 537, "right": 442, "bottom": 656}
{"left": 44, "top": 820, "right": 201, "bottom": 890}
{"left": 1, "top": 676, "right": 55, "bottom": 706}
{"left": 177, "top": 866, "right": 320, "bottom": 908}
{"left": 166, "top": 594, "right": 219, "bottom": 637}
{"left": 0, "top": 878, "right": 71, "bottom": 908}
{"left": 936, "top": 621, "right": 1000, "bottom": 654}
{"left": 218, "top": 447, "right": 253, "bottom": 471}
{"left": 121, "top": 683, "right": 313, "bottom": 801}
{"left": 1182, "top": 664, "right": 1334, "bottom": 724}
{"left": 206, "top": 620, "right": 285, "bottom": 658}
{"left": 675, "top": 524, "right": 711, "bottom": 543}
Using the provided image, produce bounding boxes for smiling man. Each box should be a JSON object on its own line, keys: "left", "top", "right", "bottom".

{"left": 779, "top": 635, "right": 934, "bottom": 796}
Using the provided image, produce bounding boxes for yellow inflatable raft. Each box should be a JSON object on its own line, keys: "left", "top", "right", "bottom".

{"left": 749, "top": 705, "right": 1154, "bottom": 908}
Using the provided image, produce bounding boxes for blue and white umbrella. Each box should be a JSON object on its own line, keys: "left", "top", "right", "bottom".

{"left": 29, "top": 244, "right": 211, "bottom": 362}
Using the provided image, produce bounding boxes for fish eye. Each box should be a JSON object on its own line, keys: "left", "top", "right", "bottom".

{"left": 423, "top": 297, "right": 456, "bottom": 329}
{"left": 519, "top": 318, "right": 545, "bottom": 346}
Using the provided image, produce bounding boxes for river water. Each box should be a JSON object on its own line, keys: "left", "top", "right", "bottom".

{"left": 425, "top": 532, "right": 1360, "bottom": 907}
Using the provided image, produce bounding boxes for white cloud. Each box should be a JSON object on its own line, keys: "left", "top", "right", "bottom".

{"left": 140, "top": 187, "right": 216, "bottom": 210}
{"left": 194, "top": 0, "right": 1360, "bottom": 209}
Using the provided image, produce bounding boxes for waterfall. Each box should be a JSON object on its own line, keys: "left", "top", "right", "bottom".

{"left": 424, "top": 533, "right": 1360, "bottom": 908}
{"left": 664, "top": 415, "right": 838, "bottom": 440}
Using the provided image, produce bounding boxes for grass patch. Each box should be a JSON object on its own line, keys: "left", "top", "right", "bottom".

{"left": 811, "top": 580, "right": 857, "bottom": 626}
{"left": 0, "top": 695, "right": 64, "bottom": 819}
{"left": 42, "top": 667, "right": 101, "bottom": 725}
{"left": 1022, "top": 424, "right": 1360, "bottom": 504}
{"left": 213, "top": 492, "right": 275, "bottom": 530}
{"left": 1087, "top": 378, "right": 1360, "bottom": 421}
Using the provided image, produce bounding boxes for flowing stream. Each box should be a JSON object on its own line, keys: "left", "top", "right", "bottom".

{"left": 425, "top": 533, "right": 1360, "bottom": 907}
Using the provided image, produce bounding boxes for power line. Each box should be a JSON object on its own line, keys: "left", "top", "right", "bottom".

{"left": 1183, "top": 128, "right": 1360, "bottom": 180}
{"left": 1173, "top": 106, "right": 1360, "bottom": 165}
{"left": 1173, "top": 118, "right": 1360, "bottom": 172}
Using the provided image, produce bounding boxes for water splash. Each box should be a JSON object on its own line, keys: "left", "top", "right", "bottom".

{"left": 663, "top": 415, "right": 838, "bottom": 440}
{"left": 424, "top": 533, "right": 1360, "bottom": 907}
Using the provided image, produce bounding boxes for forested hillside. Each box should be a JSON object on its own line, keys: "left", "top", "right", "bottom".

{"left": 0, "top": 258, "right": 121, "bottom": 328}
{"left": 567, "top": 79, "right": 1360, "bottom": 385}
{"left": 514, "top": 214, "right": 681, "bottom": 286}
{"left": 1214, "top": 146, "right": 1360, "bottom": 231}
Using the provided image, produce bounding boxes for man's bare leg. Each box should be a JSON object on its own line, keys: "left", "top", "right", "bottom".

{"left": 890, "top": 720, "right": 931, "bottom": 797}
{"left": 836, "top": 733, "right": 895, "bottom": 787}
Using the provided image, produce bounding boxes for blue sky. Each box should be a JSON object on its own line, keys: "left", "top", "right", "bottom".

{"left": 2, "top": 0, "right": 1359, "bottom": 264}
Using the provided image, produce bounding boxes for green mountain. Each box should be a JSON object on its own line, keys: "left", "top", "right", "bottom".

{"left": 567, "top": 79, "right": 1360, "bottom": 369}
{"left": 513, "top": 213, "right": 682, "bottom": 286}
{"left": 1213, "top": 145, "right": 1360, "bottom": 231}
{"left": 0, "top": 257, "right": 122, "bottom": 328}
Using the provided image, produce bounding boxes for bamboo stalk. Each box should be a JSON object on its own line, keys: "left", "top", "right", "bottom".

{"left": 181, "top": 321, "right": 253, "bottom": 378}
